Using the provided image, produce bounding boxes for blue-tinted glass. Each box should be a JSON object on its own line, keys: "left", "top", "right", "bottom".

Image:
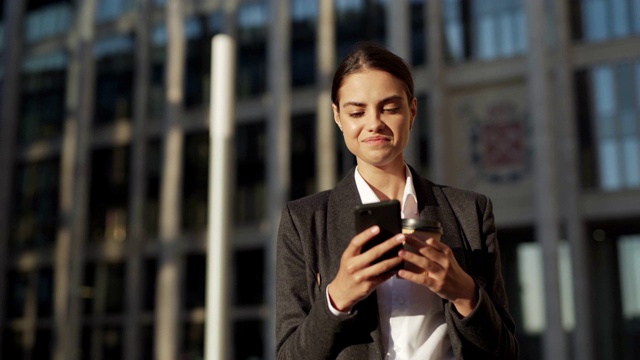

{"left": 622, "top": 137, "right": 640, "bottom": 186}
{"left": 24, "top": 2, "right": 73, "bottom": 43}
{"left": 94, "top": 35, "right": 135, "bottom": 124}
{"left": 96, "top": 0, "right": 136, "bottom": 22}
{"left": 19, "top": 51, "right": 67, "bottom": 143}
{"left": 633, "top": 0, "right": 640, "bottom": 32}
{"left": 476, "top": 15, "right": 497, "bottom": 59}
{"left": 6, "top": 271, "right": 28, "bottom": 318}
{"left": 599, "top": 139, "right": 622, "bottom": 190}
{"left": 105, "top": 263, "right": 125, "bottom": 313}
{"left": 291, "top": 0, "right": 317, "bottom": 87}
{"left": 584, "top": 0, "right": 609, "bottom": 41}
{"left": 612, "top": 0, "right": 631, "bottom": 36}
{"left": 410, "top": 0, "right": 426, "bottom": 65}
{"left": 499, "top": 12, "right": 514, "bottom": 56}
{"left": 235, "top": 122, "right": 266, "bottom": 225}
{"left": 237, "top": 2, "right": 268, "bottom": 97}
{"left": 593, "top": 66, "right": 616, "bottom": 125}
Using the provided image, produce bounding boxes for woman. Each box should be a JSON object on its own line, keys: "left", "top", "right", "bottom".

{"left": 276, "top": 42, "right": 518, "bottom": 360}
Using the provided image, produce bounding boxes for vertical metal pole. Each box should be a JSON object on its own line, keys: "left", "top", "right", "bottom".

{"left": 156, "top": 0, "right": 185, "bottom": 359}
{"left": 553, "top": 2, "right": 595, "bottom": 360}
{"left": 205, "top": 34, "right": 236, "bottom": 360}
{"left": 316, "top": 0, "right": 337, "bottom": 191}
{"left": 386, "top": 0, "right": 418, "bottom": 166}
{"left": 427, "top": 0, "right": 448, "bottom": 183}
{"left": 524, "top": 1, "right": 568, "bottom": 359}
{"left": 124, "top": 0, "right": 151, "bottom": 359}
{"left": 55, "top": 1, "right": 97, "bottom": 358}
{"left": 266, "top": 0, "right": 291, "bottom": 359}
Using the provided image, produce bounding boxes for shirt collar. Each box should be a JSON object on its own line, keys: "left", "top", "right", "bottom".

{"left": 354, "top": 165, "right": 419, "bottom": 219}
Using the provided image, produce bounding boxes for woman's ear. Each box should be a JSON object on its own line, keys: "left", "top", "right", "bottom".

{"left": 332, "top": 104, "right": 343, "bottom": 132}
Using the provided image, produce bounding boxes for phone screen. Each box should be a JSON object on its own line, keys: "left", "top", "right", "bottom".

{"left": 354, "top": 200, "right": 402, "bottom": 273}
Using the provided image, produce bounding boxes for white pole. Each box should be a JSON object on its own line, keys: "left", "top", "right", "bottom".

{"left": 205, "top": 34, "right": 236, "bottom": 360}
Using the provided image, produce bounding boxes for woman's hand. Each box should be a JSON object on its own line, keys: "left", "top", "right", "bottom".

{"left": 397, "top": 235, "right": 478, "bottom": 317}
{"left": 327, "top": 226, "right": 404, "bottom": 312}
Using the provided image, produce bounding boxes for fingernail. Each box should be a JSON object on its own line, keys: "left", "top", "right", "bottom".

{"left": 371, "top": 226, "right": 380, "bottom": 234}
{"left": 395, "top": 234, "right": 405, "bottom": 243}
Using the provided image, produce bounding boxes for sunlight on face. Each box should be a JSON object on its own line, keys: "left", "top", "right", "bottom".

{"left": 332, "top": 69, "right": 416, "bottom": 171}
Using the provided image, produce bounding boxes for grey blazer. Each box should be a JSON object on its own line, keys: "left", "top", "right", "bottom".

{"left": 276, "top": 166, "right": 518, "bottom": 360}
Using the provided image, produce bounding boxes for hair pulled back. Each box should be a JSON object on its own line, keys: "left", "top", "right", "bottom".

{"left": 331, "top": 41, "right": 415, "bottom": 107}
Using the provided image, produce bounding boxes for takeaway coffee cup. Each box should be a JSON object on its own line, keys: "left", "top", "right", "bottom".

{"left": 401, "top": 218, "right": 443, "bottom": 273}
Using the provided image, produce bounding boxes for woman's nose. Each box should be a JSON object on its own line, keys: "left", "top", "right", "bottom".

{"left": 364, "top": 111, "right": 385, "bottom": 132}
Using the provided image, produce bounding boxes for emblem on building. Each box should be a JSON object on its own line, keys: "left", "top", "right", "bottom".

{"left": 467, "top": 101, "right": 530, "bottom": 183}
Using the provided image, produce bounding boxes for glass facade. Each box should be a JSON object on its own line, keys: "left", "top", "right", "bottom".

{"left": 2, "top": 1, "right": 640, "bottom": 360}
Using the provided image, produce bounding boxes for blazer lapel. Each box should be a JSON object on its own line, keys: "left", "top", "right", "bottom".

{"left": 410, "top": 166, "right": 469, "bottom": 272}
{"left": 326, "top": 167, "right": 385, "bottom": 358}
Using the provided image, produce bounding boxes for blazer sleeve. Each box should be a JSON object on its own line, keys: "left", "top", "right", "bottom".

{"left": 275, "top": 203, "right": 362, "bottom": 360}
{"left": 445, "top": 194, "right": 519, "bottom": 360}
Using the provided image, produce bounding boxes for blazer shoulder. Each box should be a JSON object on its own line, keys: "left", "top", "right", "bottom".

{"left": 436, "top": 183, "right": 490, "bottom": 206}
{"left": 284, "top": 189, "right": 332, "bottom": 215}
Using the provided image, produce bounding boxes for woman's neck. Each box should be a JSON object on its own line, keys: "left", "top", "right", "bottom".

{"left": 357, "top": 160, "right": 407, "bottom": 201}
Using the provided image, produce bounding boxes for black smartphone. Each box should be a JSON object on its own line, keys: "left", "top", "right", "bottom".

{"left": 354, "top": 200, "right": 402, "bottom": 273}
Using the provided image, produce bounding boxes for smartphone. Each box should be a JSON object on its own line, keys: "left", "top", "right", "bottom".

{"left": 354, "top": 200, "right": 402, "bottom": 273}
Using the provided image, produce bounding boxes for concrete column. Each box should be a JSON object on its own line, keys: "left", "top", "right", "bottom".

{"left": 426, "top": 0, "right": 448, "bottom": 183}
{"left": 0, "top": 0, "right": 25, "bottom": 351}
{"left": 54, "top": 1, "right": 97, "bottom": 359}
{"left": 386, "top": 0, "right": 419, "bottom": 166}
{"left": 266, "top": 0, "right": 291, "bottom": 359}
{"left": 155, "top": 0, "right": 186, "bottom": 359}
{"left": 524, "top": 1, "right": 568, "bottom": 359}
{"left": 124, "top": 0, "right": 151, "bottom": 359}
{"left": 552, "top": 2, "right": 595, "bottom": 360}
{"left": 316, "top": 0, "right": 337, "bottom": 191}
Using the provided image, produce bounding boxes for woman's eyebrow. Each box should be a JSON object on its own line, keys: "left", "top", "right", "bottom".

{"left": 342, "top": 101, "right": 366, "bottom": 108}
{"left": 342, "top": 95, "right": 404, "bottom": 109}
{"left": 379, "top": 95, "right": 404, "bottom": 104}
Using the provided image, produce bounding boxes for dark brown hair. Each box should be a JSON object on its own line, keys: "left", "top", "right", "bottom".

{"left": 331, "top": 41, "right": 415, "bottom": 107}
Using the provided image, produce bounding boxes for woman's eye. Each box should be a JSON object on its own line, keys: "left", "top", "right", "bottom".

{"left": 383, "top": 107, "right": 400, "bottom": 113}
{"left": 349, "top": 112, "right": 364, "bottom": 118}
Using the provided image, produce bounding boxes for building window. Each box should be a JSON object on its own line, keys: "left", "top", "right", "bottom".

{"left": 233, "top": 248, "right": 264, "bottom": 306}
{"left": 96, "top": 0, "right": 136, "bottom": 22}
{"left": 81, "top": 325, "right": 124, "bottom": 360}
{"left": 237, "top": 1, "right": 268, "bottom": 98}
{"left": 24, "top": 0, "right": 73, "bottom": 44}
{"left": 89, "top": 146, "right": 130, "bottom": 242}
{"left": 185, "top": 253, "right": 206, "bottom": 310}
{"left": 149, "top": 14, "right": 221, "bottom": 115}
{"left": 618, "top": 234, "right": 640, "bottom": 358}
{"left": 336, "top": 0, "right": 387, "bottom": 59}
{"left": 182, "top": 132, "right": 209, "bottom": 232}
{"left": 19, "top": 51, "right": 67, "bottom": 143}
{"left": 583, "top": 62, "right": 640, "bottom": 191}
{"left": 3, "top": 268, "right": 54, "bottom": 358}
{"left": 10, "top": 158, "right": 59, "bottom": 251}
{"left": 574, "top": 0, "right": 640, "bottom": 41}
{"left": 145, "top": 139, "right": 162, "bottom": 238}
{"left": 235, "top": 121, "right": 266, "bottom": 225}
{"left": 233, "top": 319, "right": 264, "bottom": 360}
{"left": 291, "top": 0, "right": 317, "bottom": 87}
{"left": 411, "top": 0, "right": 427, "bottom": 66}
{"left": 291, "top": 113, "right": 316, "bottom": 200}
{"left": 443, "top": 0, "right": 527, "bottom": 63}
{"left": 94, "top": 34, "right": 135, "bottom": 124}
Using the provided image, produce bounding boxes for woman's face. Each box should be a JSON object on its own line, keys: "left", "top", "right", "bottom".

{"left": 333, "top": 69, "right": 416, "bottom": 170}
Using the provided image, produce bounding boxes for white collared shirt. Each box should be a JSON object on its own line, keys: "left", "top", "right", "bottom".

{"left": 327, "top": 165, "right": 454, "bottom": 360}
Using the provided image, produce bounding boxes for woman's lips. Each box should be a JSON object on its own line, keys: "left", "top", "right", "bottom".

{"left": 363, "top": 136, "right": 390, "bottom": 145}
